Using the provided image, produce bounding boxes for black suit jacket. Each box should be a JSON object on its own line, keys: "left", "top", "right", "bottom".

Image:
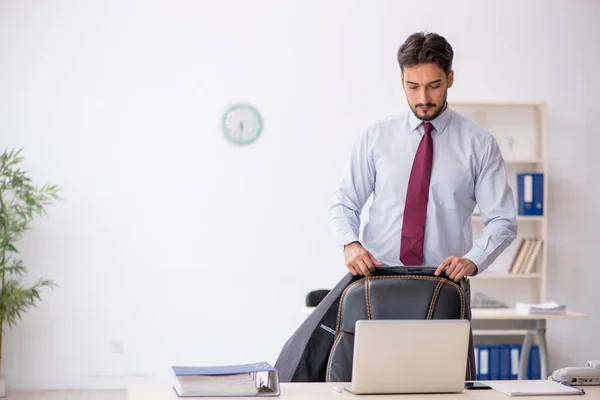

{"left": 274, "top": 267, "right": 476, "bottom": 382}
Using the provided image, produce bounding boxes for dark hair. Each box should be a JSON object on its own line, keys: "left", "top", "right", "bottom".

{"left": 397, "top": 32, "right": 454, "bottom": 75}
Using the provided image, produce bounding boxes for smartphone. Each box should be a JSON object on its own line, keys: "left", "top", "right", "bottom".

{"left": 465, "top": 382, "right": 491, "bottom": 390}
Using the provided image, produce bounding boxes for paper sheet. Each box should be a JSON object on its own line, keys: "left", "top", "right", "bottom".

{"left": 486, "top": 380, "right": 585, "bottom": 396}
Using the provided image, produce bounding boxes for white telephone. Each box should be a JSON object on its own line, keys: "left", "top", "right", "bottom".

{"left": 551, "top": 360, "right": 600, "bottom": 385}
{"left": 586, "top": 360, "right": 600, "bottom": 369}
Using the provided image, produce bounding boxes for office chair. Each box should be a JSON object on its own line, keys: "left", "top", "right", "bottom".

{"left": 326, "top": 267, "right": 474, "bottom": 382}
{"left": 306, "top": 289, "right": 331, "bottom": 307}
{"left": 274, "top": 267, "right": 475, "bottom": 383}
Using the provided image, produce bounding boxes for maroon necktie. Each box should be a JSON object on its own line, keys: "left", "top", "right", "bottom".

{"left": 400, "top": 122, "right": 434, "bottom": 265}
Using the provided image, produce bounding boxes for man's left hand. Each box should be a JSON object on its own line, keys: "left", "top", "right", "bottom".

{"left": 434, "top": 256, "right": 477, "bottom": 282}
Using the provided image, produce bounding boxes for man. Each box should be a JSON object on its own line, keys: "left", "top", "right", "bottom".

{"left": 274, "top": 31, "right": 517, "bottom": 383}
{"left": 329, "top": 31, "right": 517, "bottom": 280}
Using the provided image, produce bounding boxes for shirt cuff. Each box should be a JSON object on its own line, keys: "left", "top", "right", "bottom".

{"left": 338, "top": 231, "right": 360, "bottom": 249}
{"left": 462, "top": 247, "right": 489, "bottom": 276}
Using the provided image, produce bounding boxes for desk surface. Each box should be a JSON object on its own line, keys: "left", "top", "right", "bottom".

{"left": 128, "top": 382, "right": 599, "bottom": 399}
{"left": 303, "top": 307, "right": 589, "bottom": 320}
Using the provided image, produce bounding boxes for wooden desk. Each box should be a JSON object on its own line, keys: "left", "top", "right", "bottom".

{"left": 128, "top": 382, "right": 599, "bottom": 399}
{"left": 303, "top": 307, "right": 589, "bottom": 380}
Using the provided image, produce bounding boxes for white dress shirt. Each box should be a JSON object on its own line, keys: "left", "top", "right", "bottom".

{"left": 329, "top": 106, "right": 518, "bottom": 273}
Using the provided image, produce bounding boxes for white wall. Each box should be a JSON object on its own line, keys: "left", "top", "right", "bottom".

{"left": 0, "top": 0, "right": 599, "bottom": 390}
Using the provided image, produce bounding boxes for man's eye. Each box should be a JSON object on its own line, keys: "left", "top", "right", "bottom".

{"left": 409, "top": 86, "right": 418, "bottom": 90}
{"left": 430, "top": 85, "right": 440, "bottom": 89}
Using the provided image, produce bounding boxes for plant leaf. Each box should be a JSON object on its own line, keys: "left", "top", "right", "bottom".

{"left": 0, "top": 147, "right": 61, "bottom": 329}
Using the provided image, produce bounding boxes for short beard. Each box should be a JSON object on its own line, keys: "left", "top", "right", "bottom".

{"left": 409, "top": 91, "right": 448, "bottom": 122}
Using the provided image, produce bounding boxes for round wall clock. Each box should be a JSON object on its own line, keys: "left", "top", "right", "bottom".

{"left": 221, "top": 103, "right": 263, "bottom": 145}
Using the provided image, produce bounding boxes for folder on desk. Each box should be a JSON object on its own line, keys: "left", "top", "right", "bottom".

{"left": 171, "top": 362, "right": 280, "bottom": 397}
{"left": 517, "top": 173, "right": 543, "bottom": 216}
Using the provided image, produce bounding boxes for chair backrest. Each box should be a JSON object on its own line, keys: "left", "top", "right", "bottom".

{"left": 326, "top": 272, "right": 469, "bottom": 382}
{"left": 273, "top": 267, "right": 475, "bottom": 384}
{"left": 305, "top": 289, "right": 330, "bottom": 307}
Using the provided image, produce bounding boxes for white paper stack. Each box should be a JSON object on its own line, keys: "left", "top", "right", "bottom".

{"left": 174, "top": 373, "right": 258, "bottom": 397}
{"left": 516, "top": 301, "right": 566, "bottom": 315}
{"left": 487, "top": 379, "right": 584, "bottom": 396}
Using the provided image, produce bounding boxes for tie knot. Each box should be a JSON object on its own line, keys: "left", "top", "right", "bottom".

{"left": 422, "top": 122, "right": 434, "bottom": 135}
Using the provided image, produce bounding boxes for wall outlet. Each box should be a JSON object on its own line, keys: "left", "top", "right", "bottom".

{"left": 110, "top": 340, "right": 124, "bottom": 353}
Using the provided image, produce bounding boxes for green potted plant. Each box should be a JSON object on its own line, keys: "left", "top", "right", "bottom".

{"left": 0, "top": 148, "right": 61, "bottom": 396}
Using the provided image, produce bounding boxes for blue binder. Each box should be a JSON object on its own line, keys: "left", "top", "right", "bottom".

{"left": 477, "top": 344, "right": 523, "bottom": 380}
{"left": 528, "top": 345, "right": 541, "bottom": 379}
{"left": 500, "top": 345, "right": 511, "bottom": 380}
{"left": 478, "top": 346, "right": 490, "bottom": 380}
{"left": 171, "top": 362, "right": 280, "bottom": 397}
{"left": 517, "top": 173, "right": 543, "bottom": 215}
{"left": 474, "top": 347, "right": 480, "bottom": 380}
{"left": 510, "top": 345, "right": 521, "bottom": 380}
{"left": 489, "top": 346, "right": 501, "bottom": 380}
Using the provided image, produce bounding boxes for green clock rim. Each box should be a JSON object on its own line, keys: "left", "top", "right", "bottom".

{"left": 221, "top": 103, "right": 263, "bottom": 145}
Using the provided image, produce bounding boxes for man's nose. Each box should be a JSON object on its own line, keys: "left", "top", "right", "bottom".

{"left": 418, "top": 88, "right": 429, "bottom": 105}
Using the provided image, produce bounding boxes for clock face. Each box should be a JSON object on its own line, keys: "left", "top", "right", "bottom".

{"left": 221, "top": 103, "right": 262, "bottom": 145}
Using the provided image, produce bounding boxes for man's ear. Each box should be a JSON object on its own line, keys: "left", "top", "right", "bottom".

{"left": 447, "top": 70, "right": 454, "bottom": 88}
{"left": 400, "top": 71, "right": 406, "bottom": 91}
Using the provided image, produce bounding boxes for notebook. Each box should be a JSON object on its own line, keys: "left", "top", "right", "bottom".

{"left": 486, "top": 380, "right": 585, "bottom": 396}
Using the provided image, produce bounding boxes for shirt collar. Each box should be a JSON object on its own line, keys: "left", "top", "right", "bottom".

{"left": 408, "top": 103, "right": 452, "bottom": 134}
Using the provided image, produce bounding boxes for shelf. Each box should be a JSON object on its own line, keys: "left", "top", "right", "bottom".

{"left": 471, "top": 273, "right": 542, "bottom": 280}
{"left": 450, "top": 101, "right": 547, "bottom": 305}
{"left": 472, "top": 215, "right": 544, "bottom": 223}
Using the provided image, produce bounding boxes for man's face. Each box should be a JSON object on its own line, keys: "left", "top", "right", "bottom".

{"left": 401, "top": 63, "right": 454, "bottom": 122}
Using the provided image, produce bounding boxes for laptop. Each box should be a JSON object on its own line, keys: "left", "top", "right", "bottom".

{"left": 336, "top": 319, "right": 471, "bottom": 394}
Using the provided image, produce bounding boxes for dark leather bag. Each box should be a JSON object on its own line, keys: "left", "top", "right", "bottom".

{"left": 325, "top": 268, "right": 472, "bottom": 382}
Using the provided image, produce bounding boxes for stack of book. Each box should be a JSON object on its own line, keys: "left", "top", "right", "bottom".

{"left": 171, "top": 362, "right": 280, "bottom": 397}
{"left": 508, "top": 238, "right": 543, "bottom": 274}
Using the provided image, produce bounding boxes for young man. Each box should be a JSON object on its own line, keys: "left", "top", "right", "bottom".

{"left": 274, "top": 33, "right": 510, "bottom": 383}
{"left": 329, "top": 31, "right": 518, "bottom": 281}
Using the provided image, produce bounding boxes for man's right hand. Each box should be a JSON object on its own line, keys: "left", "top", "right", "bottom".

{"left": 343, "top": 242, "right": 384, "bottom": 276}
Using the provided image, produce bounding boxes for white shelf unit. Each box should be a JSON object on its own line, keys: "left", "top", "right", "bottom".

{"left": 450, "top": 101, "right": 548, "bottom": 307}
